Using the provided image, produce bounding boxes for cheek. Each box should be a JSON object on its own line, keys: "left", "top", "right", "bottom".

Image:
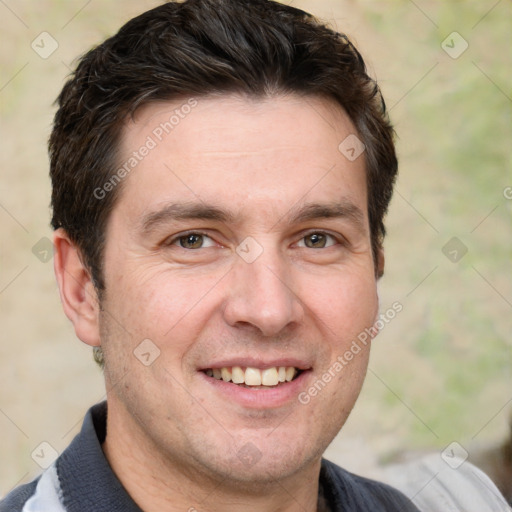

{"left": 299, "top": 266, "right": 378, "bottom": 340}
{"left": 105, "top": 265, "right": 225, "bottom": 350}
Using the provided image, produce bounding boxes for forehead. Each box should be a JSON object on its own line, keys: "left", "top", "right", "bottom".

{"left": 114, "top": 94, "right": 367, "bottom": 226}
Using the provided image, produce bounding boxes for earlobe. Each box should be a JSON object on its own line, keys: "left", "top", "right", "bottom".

{"left": 53, "top": 228, "right": 101, "bottom": 347}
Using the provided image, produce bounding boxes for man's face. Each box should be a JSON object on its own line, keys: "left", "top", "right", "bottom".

{"left": 99, "top": 94, "right": 379, "bottom": 484}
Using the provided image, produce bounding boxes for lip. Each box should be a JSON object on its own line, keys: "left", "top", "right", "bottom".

{"left": 199, "top": 368, "right": 313, "bottom": 409}
{"left": 198, "top": 357, "right": 312, "bottom": 371}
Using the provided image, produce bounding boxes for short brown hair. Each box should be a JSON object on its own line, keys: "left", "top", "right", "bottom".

{"left": 50, "top": 0, "right": 397, "bottom": 294}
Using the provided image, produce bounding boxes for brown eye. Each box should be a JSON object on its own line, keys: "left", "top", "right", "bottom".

{"left": 167, "top": 232, "right": 217, "bottom": 250}
{"left": 178, "top": 234, "right": 205, "bottom": 249}
{"left": 304, "top": 233, "right": 326, "bottom": 248}
{"left": 299, "top": 233, "right": 336, "bottom": 249}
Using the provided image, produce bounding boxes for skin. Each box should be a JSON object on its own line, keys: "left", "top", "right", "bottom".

{"left": 54, "top": 94, "right": 383, "bottom": 511}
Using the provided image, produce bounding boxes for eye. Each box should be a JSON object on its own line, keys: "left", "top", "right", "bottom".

{"left": 173, "top": 233, "right": 216, "bottom": 249}
{"left": 297, "top": 232, "right": 337, "bottom": 249}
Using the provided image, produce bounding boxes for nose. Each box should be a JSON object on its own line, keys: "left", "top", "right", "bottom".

{"left": 222, "top": 249, "right": 304, "bottom": 337}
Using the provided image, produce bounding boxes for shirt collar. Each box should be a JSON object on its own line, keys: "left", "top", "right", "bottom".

{"left": 57, "top": 401, "right": 143, "bottom": 512}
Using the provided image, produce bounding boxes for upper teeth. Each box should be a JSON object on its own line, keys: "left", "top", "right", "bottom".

{"left": 206, "top": 366, "right": 297, "bottom": 386}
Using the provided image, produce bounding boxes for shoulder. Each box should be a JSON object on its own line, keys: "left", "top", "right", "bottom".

{"left": 0, "top": 403, "right": 106, "bottom": 512}
{"left": 0, "top": 478, "right": 40, "bottom": 512}
{"left": 382, "top": 454, "right": 512, "bottom": 512}
{"left": 0, "top": 463, "right": 66, "bottom": 512}
{"left": 320, "top": 458, "right": 421, "bottom": 511}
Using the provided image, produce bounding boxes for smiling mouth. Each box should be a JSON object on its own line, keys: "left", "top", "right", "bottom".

{"left": 202, "top": 366, "right": 304, "bottom": 388}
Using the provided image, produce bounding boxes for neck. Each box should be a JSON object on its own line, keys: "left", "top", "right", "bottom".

{"left": 102, "top": 399, "right": 323, "bottom": 512}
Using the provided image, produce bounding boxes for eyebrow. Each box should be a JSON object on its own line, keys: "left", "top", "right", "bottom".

{"left": 140, "top": 202, "right": 234, "bottom": 234}
{"left": 286, "top": 201, "right": 366, "bottom": 232}
{"left": 139, "top": 200, "right": 366, "bottom": 235}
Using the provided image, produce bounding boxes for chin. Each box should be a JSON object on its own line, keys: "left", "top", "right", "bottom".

{"left": 192, "top": 430, "right": 325, "bottom": 489}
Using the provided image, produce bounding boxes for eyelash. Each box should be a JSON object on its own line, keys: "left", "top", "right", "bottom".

{"left": 296, "top": 231, "right": 339, "bottom": 248}
{"left": 164, "top": 230, "right": 345, "bottom": 250}
{"left": 165, "top": 231, "right": 216, "bottom": 248}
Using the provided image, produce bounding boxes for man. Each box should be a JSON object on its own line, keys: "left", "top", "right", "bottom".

{"left": 1, "top": 1, "right": 508, "bottom": 511}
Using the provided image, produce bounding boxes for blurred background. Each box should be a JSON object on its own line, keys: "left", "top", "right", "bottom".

{"left": 1, "top": 0, "right": 511, "bottom": 498}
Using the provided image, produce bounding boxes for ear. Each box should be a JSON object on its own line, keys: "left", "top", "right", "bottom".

{"left": 376, "top": 246, "right": 385, "bottom": 279}
{"left": 53, "top": 228, "right": 101, "bottom": 347}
